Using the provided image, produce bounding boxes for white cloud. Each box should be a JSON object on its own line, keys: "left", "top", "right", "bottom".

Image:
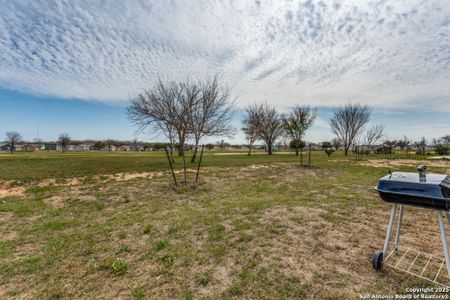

{"left": 0, "top": 0, "right": 449, "bottom": 110}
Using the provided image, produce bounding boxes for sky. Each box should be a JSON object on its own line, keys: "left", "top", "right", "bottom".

{"left": 0, "top": 0, "right": 449, "bottom": 144}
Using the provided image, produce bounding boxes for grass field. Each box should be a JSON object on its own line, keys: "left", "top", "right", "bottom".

{"left": 1, "top": 151, "right": 450, "bottom": 299}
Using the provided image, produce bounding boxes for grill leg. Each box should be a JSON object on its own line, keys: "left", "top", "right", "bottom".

{"left": 394, "top": 205, "right": 404, "bottom": 249}
{"left": 437, "top": 210, "right": 450, "bottom": 278}
{"left": 383, "top": 204, "right": 397, "bottom": 257}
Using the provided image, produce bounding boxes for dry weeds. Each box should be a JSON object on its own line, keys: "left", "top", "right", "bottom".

{"left": 1, "top": 162, "right": 449, "bottom": 299}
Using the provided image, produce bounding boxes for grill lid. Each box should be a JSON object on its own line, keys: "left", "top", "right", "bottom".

{"left": 377, "top": 172, "right": 448, "bottom": 199}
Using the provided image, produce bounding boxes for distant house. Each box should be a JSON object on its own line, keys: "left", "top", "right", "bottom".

{"left": 103, "top": 145, "right": 117, "bottom": 151}
{"left": 14, "top": 144, "right": 25, "bottom": 151}
{"left": 0, "top": 144, "right": 26, "bottom": 151}
{"left": 72, "top": 144, "right": 93, "bottom": 151}
{"left": 119, "top": 145, "right": 130, "bottom": 151}
{"left": 44, "top": 143, "right": 57, "bottom": 151}
{"left": 56, "top": 144, "right": 75, "bottom": 151}
{"left": 0, "top": 144, "right": 12, "bottom": 151}
{"left": 72, "top": 145, "right": 83, "bottom": 151}
{"left": 21, "top": 144, "right": 37, "bottom": 151}
{"left": 129, "top": 145, "right": 144, "bottom": 151}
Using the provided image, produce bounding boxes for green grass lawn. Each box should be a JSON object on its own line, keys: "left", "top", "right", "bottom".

{"left": 0, "top": 151, "right": 449, "bottom": 299}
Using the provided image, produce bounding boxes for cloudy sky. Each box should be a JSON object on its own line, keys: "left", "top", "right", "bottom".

{"left": 0, "top": 0, "right": 449, "bottom": 143}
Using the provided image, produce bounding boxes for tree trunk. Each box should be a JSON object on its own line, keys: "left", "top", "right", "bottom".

{"left": 344, "top": 147, "right": 349, "bottom": 156}
{"left": 308, "top": 143, "right": 311, "bottom": 165}
{"left": 247, "top": 144, "right": 252, "bottom": 156}
{"left": 267, "top": 142, "right": 272, "bottom": 155}
{"left": 191, "top": 139, "right": 199, "bottom": 163}
{"left": 169, "top": 144, "right": 174, "bottom": 162}
{"left": 178, "top": 135, "right": 185, "bottom": 156}
{"left": 300, "top": 147, "right": 303, "bottom": 166}
{"left": 295, "top": 146, "right": 299, "bottom": 156}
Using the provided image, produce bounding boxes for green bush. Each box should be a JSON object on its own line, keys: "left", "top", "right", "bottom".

{"left": 435, "top": 145, "right": 449, "bottom": 155}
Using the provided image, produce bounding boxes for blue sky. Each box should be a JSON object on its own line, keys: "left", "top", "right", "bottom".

{"left": 0, "top": 0, "right": 449, "bottom": 144}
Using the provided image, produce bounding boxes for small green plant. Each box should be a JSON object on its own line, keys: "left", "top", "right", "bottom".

{"left": 116, "top": 243, "right": 129, "bottom": 255}
{"left": 111, "top": 259, "right": 127, "bottom": 274}
{"left": 197, "top": 274, "right": 209, "bottom": 287}
{"left": 228, "top": 284, "right": 243, "bottom": 296}
{"left": 159, "top": 254, "right": 175, "bottom": 267}
{"left": 154, "top": 240, "right": 169, "bottom": 252}
{"left": 142, "top": 224, "right": 153, "bottom": 234}
{"left": 131, "top": 287, "right": 145, "bottom": 299}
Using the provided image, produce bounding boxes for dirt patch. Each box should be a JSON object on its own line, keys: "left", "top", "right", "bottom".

{"left": 13, "top": 243, "right": 38, "bottom": 261}
{"left": 77, "top": 195, "right": 97, "bottom": 202}
{"left": 254, "top": 204, "right": 450, "bottom": 295}
{"left": 0, "top": 212, "right": 14, "bottom": 222}
{"left": 0, "top": 171, "right": 168, "bottom": 197}
{"left": 359, "top": 159, "right": 450, "bottom": 172}
{"left": 1, "top": 230, "right": 18, "bottom": 241}
{"left": 43, "top": 196, "right": 65, "bottom": 208}
{"left": 0, "top": 185, "right": 25, "bottom": 198}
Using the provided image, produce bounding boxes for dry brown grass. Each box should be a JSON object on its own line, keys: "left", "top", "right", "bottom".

{"left": 0, "top": 160, "right": 449, "bottom": 299}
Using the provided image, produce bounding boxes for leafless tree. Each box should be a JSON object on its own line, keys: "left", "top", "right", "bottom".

{"left": 363, "top": 124, "right": 385, "bottom": 155}
{"left": 58, "top": 133, "right": 71, "bottom": 152}
{"left": 329, "top": 103, "right": 371, "bottom": 155}
{"left": 442, "top": 135, "right": 450, "bottom": 146}
{"left": 414, "top": 137, "right": 427, "bottom": 156}
{"left": 282, "top": 105, "right": 317, "bottom": 156}
{"left": 331, "top": 138, "right": 341, "bottom": 151}
{"left": 189, "top": 75, "right": 235, "bottom": 162}
{"left": 396, "top": 135, "right": 410, "bottom": 156}
{"left": 6, "top": 131, "right": 22, "bottom": 153}
{"left": 242, "top": 104, "right": 260, "bottom": 156}
{"left": 158, "top": 122, "right": 176, "bottom": 161}
{"left": 106, "top": 139, "right": 115, "bottom": 152}
{"left": 254, "top": 103, "right": 284, "bottom": 155}
{"left": 127, "top": 78, "right": 196, "bottom": 156}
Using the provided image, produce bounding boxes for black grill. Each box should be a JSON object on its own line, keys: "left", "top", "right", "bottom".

{"left": 376, "top": 172, "right": 450, "bottom": 211}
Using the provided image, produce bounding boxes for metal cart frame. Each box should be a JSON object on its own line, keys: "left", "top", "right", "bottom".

{"left": 373, "top": 203, "right": 450, "bottom": 287}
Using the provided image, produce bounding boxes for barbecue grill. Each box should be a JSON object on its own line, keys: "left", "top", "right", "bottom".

{"left": 372, "top": 165, "right": 450, "bottom": 287}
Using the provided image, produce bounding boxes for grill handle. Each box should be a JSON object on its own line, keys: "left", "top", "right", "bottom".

{"left": 417, "top": 165, "right": 427, "bottom": 182}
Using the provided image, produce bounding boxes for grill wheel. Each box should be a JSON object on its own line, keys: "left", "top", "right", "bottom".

{"left": 372, "top": 250, "right": 384, "bottom": 271}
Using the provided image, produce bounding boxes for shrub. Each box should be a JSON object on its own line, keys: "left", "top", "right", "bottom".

{"left": 435, "top": 145, "right": 449, "bottom": 155}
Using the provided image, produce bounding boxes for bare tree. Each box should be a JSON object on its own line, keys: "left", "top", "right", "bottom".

{"left": 395, "top": 135, "right": 411, "bottom": 157}
{"left": 6, "top": 131, "right": 22, "bottom": 153}
{"left": 189, "top": 75, "right": 235, "bottom": 162}
{"left": 242, "top": 104, "right": 260, "bottom": 156}
{"left": 329, "top": 103, "right": 371, "bottom": 155}
{"left": 158, "top": 122, "right": 176, "bottom": 161}
{"left": 127, "top": 78, "right": 196, "bottom": 156}
{"left": 414, "top": 137, "right": 427, "bottom": 156}
{"left": 58, "top": 133, "right": 71, "bottom": 152}
{"left": 363, "top": 124, "right": 385, "bottom": 155}
{"left": 282, "top": 105, "right": 317, "bottom": 156}
{"left": 442, "top": 135, "right": 450, "bottom": 146}
{"left": 254, "top": 103, "right": 284, "bottom": 155}
{"left": 106, "top": 139, "right": 115, "bottom": 152}
{"left": 331, "top": 138, "right": 341, "bottom": 151}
